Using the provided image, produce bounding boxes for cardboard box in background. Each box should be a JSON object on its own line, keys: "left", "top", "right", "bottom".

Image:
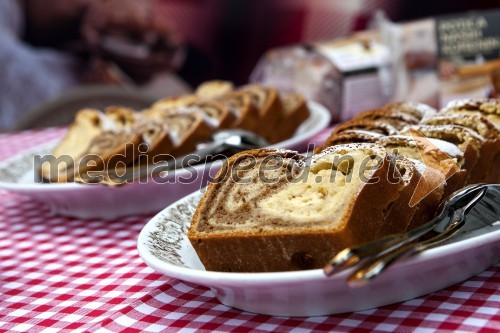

{"left": 250, "top": 9, "right": 500, "bottom": 122}
{"left": 250, "top": 31, "right": 393, "bottom": 122}
{"left": 314, "top": 33, "right": 393, "bottom": 122}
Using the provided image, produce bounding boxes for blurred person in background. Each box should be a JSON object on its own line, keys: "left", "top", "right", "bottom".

{"left": 0, "top": 0, "right": 186, "bottom": 132}
{"left": 1, "top": 0, "right": 498, "bottom": 131}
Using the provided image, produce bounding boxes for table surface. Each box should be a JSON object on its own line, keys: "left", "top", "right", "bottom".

{"left": 0, "top": 128, "right": 499, "bottom": 333}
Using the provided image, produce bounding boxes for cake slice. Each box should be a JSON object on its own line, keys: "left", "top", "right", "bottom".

{"left": 148, "top": 96, "right": 234, "bottom": 130}
{"left": 330, "top": 119, "right": 399, "bottom": 137}
{"left": 377, "top": 156, "right": 422, "bottom": 236}
{"left": 377, "top": 134, "right": 465, "bottom": 197}
{"left": 404, "top": 159, "right": 446, "bottom": 231}
{"left": 75, "top": 130, "right": 142, "bottom": 184}
{"left": 399, "top": 125, "right": 485, "bottom": 185}
{"left": 105, "top": 106, "right": 139, "bottom": 130}
{"left": 189, "top": 100, "right": 235, "bottom": 129}
{"left": 441, "top": 98, "right": 500, "bottom": 128}
{"left": 239, "top": 84, "right": 284, "bottom": 140}
{"left": 269, "top": 92, "right": 310, "bottom": 143}
{"left": 135, "top": 120, "right": 174, "bottom": 163}
{"left": 384, "top": 101, "right": 436, "bottom": 121}
{"left": 145, "top": 106, "right": 213, "bottom": 156}
{"left": 421, "top": 114, "right": 500, "bottom": 183}
{"left": 195, "top": 80, "right": 234, "bottom": 99}
{"left": 188, "top": 144, "right": 402, "bottom": 272}
{"left": 40, "top": 108, "right": 118, "bottom": 182}
{"left": 352, "top": 109, "right": 420, "bottom": 130}
{"left": 217, "top": 91, "right": 260, "bottom": 131}
{"left": 316, "top": 130, "right": 384, "bottom": 153}
{"left": 148, "top": 95, "right": 199, "bottom": 112}
{"left": 105, "top": 106, "right": 175, "bottom": 163}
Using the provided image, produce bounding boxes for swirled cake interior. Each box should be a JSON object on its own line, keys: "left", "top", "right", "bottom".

{"left": 193, "top": 147, "right": 383, "bottom": 233}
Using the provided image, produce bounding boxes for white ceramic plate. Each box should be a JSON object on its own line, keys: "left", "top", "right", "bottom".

{"left": 137, "top": 190, "right": 500, "bottom": 317}
{"left": 0, "top": 102, "right": 330, "bottom": 219}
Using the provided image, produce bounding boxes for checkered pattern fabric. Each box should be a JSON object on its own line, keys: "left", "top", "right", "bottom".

{"left": 0, "top": 128, "right": 498, "bottom": 332}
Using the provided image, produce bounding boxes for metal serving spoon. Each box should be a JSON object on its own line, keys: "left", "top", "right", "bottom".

{"left": 324, "top": 184, "right": 499, "bottom": 283}
{"left": 195, "top": 129, "right": 270, "bottom": 159}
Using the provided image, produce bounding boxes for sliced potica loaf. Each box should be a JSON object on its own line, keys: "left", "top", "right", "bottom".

{"left": 188, "top": 144, "right": 403, "bottom": 272}
{"left": 352, "top": 108, "right": 420, "bottom": 130}
{"left": 40, "top": 108, "right": 118, "bottom": 182}
{"left": 421, "top": 114, "right": 500, "bottom": 183}
{"left": 441, "top": 98, "right": 500, "bottom": 128}
{"left": 216, "top": 91, "right": 260, "bottom": 131}
{"left": 269, "top": 92, "right": 310, "bottom": 143}
{"left": 239, "top": 84, "right": 284, "bottom": 140}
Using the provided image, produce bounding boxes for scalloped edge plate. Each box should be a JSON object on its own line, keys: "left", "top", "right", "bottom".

{"left": 0, "top": 102, "right": 330, "bottom": 219}
{"left": 138, "top": 190, "right": 500, "bottom": 316}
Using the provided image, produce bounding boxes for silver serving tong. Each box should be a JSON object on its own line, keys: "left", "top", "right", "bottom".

{"left": 324, "top": 184, "right": 499, "bottom": 284}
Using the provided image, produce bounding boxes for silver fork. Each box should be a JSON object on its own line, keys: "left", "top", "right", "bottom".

{"left": 346, "top": 186, "right": 490, "bottom": 286}
{"left": 323, "top": 184, "right": 499, "bottom": 281}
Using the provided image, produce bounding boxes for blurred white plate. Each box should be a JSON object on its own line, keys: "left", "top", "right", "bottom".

{"left": 137, "top": 190, "right": 500, "bottom": 317}
{"left": 0, "top": 102, "right": 330, "bottom": 219}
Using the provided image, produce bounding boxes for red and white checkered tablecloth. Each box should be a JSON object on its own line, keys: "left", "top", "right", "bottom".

{"left": 0, "top": 128, "right": 499, "bottom": 333}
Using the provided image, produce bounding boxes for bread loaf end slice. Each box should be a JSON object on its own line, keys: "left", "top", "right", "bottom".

{"left": 188, "top": 144, "right": 402, "bottom": 272}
